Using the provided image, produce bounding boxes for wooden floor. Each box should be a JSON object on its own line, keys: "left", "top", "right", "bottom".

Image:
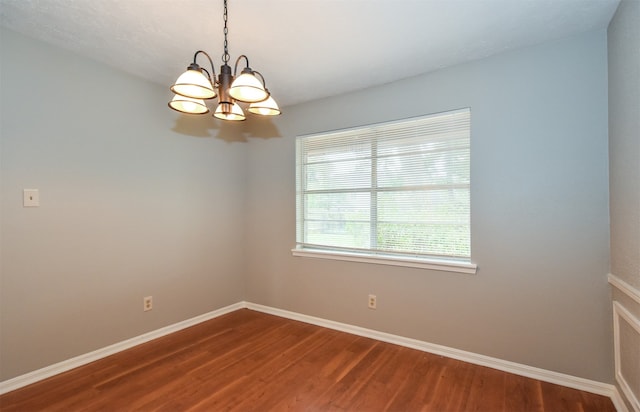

{"left": 0, "top": 309, "right": 616, "bottom": 412}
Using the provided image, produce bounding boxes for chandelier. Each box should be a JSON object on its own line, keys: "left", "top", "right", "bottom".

{"left": 168, "top": 0, "right": 280, "bottom": 121}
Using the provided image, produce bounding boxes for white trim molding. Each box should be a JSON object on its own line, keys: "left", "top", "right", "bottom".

{"left": 0, "top": 302, "right": 243, "bottom": 395}
{"left": 609, "top": 273, "right": 640, "bottom": 305}
{"left": 291, "top": 248, "right": 477, "bottom": 274}
{"left": 613, "top": 300, "right": 640, "bottom": 412}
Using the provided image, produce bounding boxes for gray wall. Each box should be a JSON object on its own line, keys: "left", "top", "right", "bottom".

{"left": 245, "top": 31, "right": 613, "bottom": 383}
{"left": 0, "top": 27, "right": 616, "bottom": 386}
{"left": 0, "top": 29, "right": 247, "bottom": 381}
{"left": 608, "top": 0, "right": 640, "bottom": 409}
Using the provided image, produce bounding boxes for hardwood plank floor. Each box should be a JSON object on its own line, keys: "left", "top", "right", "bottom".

{"left": 0, "top": 309, "right": 616, "bottom": 411}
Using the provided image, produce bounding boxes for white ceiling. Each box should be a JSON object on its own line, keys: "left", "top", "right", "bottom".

{"left": 0, "top": 0, "right": 620, "bottom": 108}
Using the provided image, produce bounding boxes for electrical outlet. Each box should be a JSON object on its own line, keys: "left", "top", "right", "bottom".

{"left": 143, "top": 296, "right": 153, "bottom": 312}
{"left": 368, "top": 294, "right": 377, "bottom": 309}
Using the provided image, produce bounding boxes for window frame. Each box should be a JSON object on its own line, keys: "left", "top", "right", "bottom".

{"left": 293, "top": 108, "right": 476, "bottom": 274}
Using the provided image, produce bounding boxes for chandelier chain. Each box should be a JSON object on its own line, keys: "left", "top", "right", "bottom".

{"left": 222, "top": 0, "right": 230, "bottom": 64}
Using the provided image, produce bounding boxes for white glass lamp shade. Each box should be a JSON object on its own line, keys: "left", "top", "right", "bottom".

{"left": 248, "top": 95, "right": 281, "bottom": 116}
{"left": 229, "top": 72, "right": 269, "bottom": 103}
{"left": 168, "top": 94, "right": 209, "bottom": 114}
{"left": 171, "top": 69, "right": 216, "bottom": 100}
{"left": 214, "top": 102, "right": 246, "bottom": 121}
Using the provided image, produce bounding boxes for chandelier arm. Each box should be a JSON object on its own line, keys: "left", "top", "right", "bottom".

{"left": 252, "top": 71, "right": 267, "bottom": 88}
{"left": 233, "top": 55, "right": 250, "bottom": 76}
{"left": 193, "top": 50, "right": 217, "bottom": 80}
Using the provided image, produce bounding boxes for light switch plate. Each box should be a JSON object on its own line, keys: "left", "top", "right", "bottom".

{"left": 23, "top": 189, "right": 40, "bottom": 207}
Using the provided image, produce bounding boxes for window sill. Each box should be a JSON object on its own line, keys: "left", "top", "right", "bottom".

{"left": 291, "top": 248, "right": 477, "bottom": 274}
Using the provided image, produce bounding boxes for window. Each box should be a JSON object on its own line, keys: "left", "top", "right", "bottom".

{"left": 294, "top": 108, "right": 475, "bottom": 274}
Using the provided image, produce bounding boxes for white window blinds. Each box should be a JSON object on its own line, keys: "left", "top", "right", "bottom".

{"left": 296, "top": 108, "right": 471, "bottom": 262}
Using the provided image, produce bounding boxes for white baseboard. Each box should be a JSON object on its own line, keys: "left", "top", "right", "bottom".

{"left": 0, "top": 302, "right": 243, "bottom": 395}
{"left": 245, "top": 302, "right": 627, "bottom": 412}
{"left": 0, "top": 300, "right": 627, "bottom": 412}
